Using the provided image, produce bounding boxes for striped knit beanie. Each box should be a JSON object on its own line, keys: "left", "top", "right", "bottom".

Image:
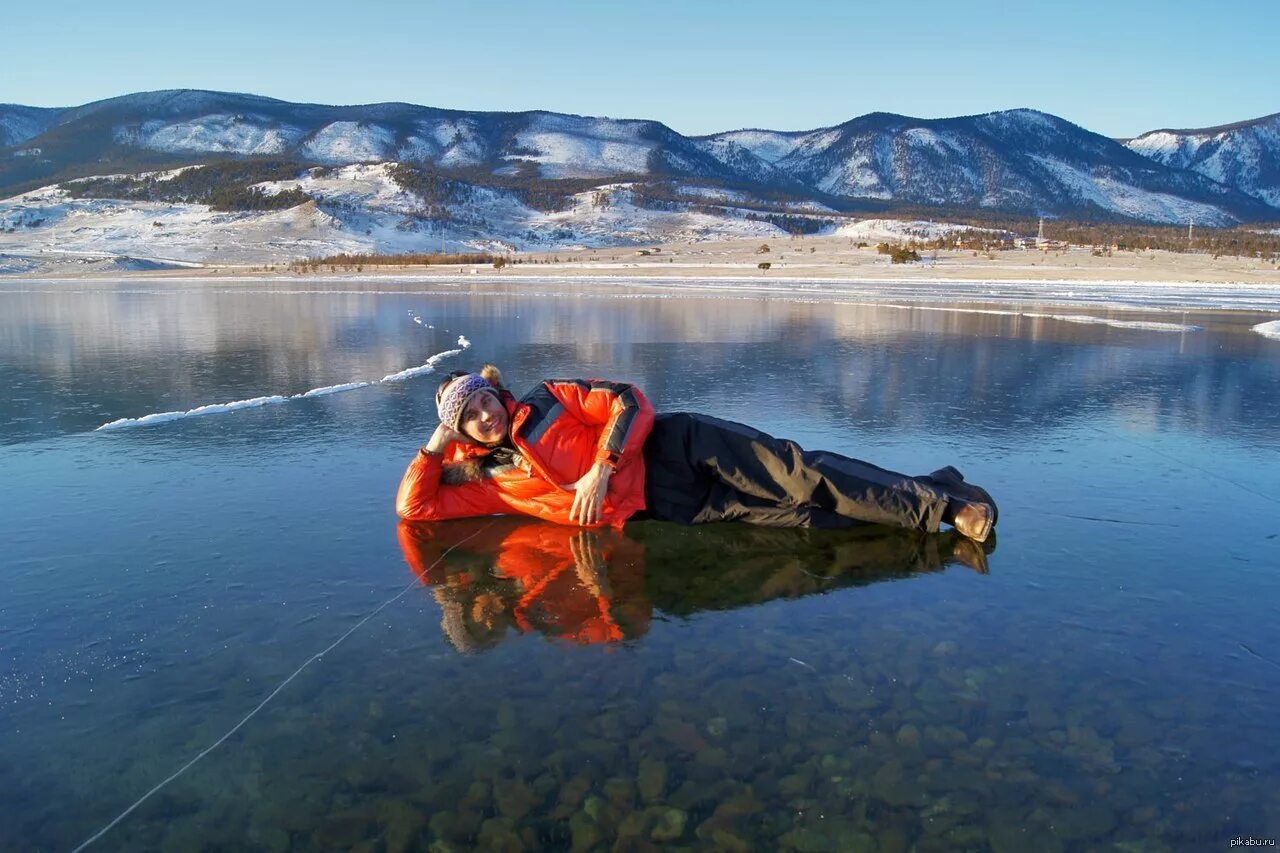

{"left": 436, "top": 373, "right": 495, "bottom": 432}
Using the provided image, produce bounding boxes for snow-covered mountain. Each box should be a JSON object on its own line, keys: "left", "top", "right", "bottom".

{"left": 1125, "top": 113, "right": 1280, "bottom": 210}
{"left": 0, "top": 104, "right": 65, "bottom": 148}
{"left": 3, "top": 89, "right": 1279, "bottom": 235}
{"left": 696, "top": 110, "right": 1273, "bottom": 225}
{"left": 0, "top": 90, "right": 747, "bottom": 194}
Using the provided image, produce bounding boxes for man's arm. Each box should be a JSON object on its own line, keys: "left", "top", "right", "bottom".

{"left": 541, "top": 379, "right": 655, "bottom": 469}
{"left": 396, "top": 425, "right": 513, "bottom": 521}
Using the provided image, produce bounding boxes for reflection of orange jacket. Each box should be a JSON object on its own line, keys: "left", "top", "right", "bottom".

{"left": 498, "top": 526, "right": 621, "bottom": 644}
{"left": 397, "top": 519, "right": 650, "bottom": 646}
{"left": 396, "top": 379, "right": 654, "bottom": 528}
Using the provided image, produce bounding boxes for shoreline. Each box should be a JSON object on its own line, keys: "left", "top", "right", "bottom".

{"left": 4, "top": 238, "right": 1279, "bottom": 287}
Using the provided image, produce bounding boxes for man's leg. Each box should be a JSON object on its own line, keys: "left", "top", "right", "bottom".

{"left": 695, "top": 482, "right": 865, "bottom": 529}
{"left": 667, "top": 412, "right": 951, "bottom": 532}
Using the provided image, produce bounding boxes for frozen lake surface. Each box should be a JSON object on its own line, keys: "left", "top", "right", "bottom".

{"left": 2, "top": 277, "right": 1279, "bottom": 850}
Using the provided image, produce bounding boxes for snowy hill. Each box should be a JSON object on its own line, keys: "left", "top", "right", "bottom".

{"left": 0, "top": 90, "right": 749, "bottom": 194}
{"left": 697, "top": 110, "right": 1273, "bottom": 225}
{"left": 0, "top": 104, "right": 65, "bottom": 148}
{"left": 0, "top": 163, "right": 794, "bottom": 267}
{"left": 3, "top": 89, "right": 1280, "bottom": 244}
{"left": 1125, "top": 113, "right": 1280, "bottom": 210}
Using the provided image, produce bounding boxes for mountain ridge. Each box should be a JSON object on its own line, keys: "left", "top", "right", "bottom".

{"left": 3, "top": 89, "right": 1278, "bottom": 226}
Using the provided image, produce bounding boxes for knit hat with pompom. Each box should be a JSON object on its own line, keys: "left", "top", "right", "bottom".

{"left": 436, "top": 365, "right": 504, "bottom": 432}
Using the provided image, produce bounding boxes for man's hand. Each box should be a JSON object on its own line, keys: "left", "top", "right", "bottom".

{"left": 564, "top": 462, "right": 612, "bottom": 526}
{"left": 425, "top": 422, "right": 466, "bottom": 454}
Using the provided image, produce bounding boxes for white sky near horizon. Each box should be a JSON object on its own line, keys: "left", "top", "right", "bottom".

{"left": 4, "top": 0, "right": 1278, "bottom": 137}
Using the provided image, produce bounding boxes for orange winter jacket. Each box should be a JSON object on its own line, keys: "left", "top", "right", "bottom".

{"left": 396, "top": 378, "right": 655, "bottom": 528}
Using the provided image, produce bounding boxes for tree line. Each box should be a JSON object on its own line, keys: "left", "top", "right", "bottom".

{"left": 289, "top": 251, "right": 499, "bottom": 272}
{"left": 62, "top": 159, "right": 312, "bottom": 212}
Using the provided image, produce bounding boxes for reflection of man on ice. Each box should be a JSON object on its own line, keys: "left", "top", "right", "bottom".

{"left": 398, "top": 517, "right": 989, "bottom": 654}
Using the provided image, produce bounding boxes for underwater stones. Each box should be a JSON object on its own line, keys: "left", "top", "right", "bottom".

{"left": 943, "top": 823, "right": 986, "bottom": 847}
{"left": 377, "top": 800, "right": 427, "bottom": 853}
{"left": 476, "top": 816, "right": 525, "bottom": 852}
{"left": 778, "top": 820, "right": 875, "bottom": 852}
{"left": 428, "top": 842, "right": 464, "bottom": 853}
{"left": 923, "top": 725, "right": 968, "bottom": 748}
{"left": 552, "top": 775, "right": 593, "bottom": 818}
{"left": 313, "top": 811, "right": 374, "bottom": 848}
{"left": 696, "top": 788, "right": 764, "bottom": 837}
{"left": 824, "top": 678, "right": 878, "bottom": 712}
{"left": 462, "top": 778, "right": 492, "bottom": 810}
{"left": 492, "top": 776, "right": 536, "bottom": 821}
{"left": 870, "top": 762, "right": 929, "bottom": 809}
{"left": 603, "top": 776, "right": 637, "bottom": 810}
{"left": 778, "top": 771, "right": 812, "bottom": 799}
{"left": 1054, "top": 804, "right": 1118, "bottom": 841}
{"left": 583, "top": 794, "right": 613, "bottom": 824}
{"left": 656, "top": 719, "right": 707, "bottom": 754}
{"left": 649, "top": 807, "right": 688, "bottom": 843}
{"left": 530, "top": 773, "right": 558, "bottom": 804}
{"left": 696, "top": 746, "right": 729, "bottom": 769}
{"left": 700, "top": 828, "right": 753, "bottom": 852}
{"left": 429, "top": 809, "right": 482, "bottom": 844}
{"left": 637, "top": 757, "right": 667, "bottom": 803}
{"left": 930, "top": 640, "right": 958, "bottom": 658}
{"left": 872, "top": 759, "right": 903, "bottom": 789}
{"left": 986, "top": 813, "right": 1033, "bottom": 853}
{"left": 1024, "top": 696, "right": 1060, "bottom": 731}
{"left": 569, "top": 811, "right": 604, "bottom": 853}
{"left": 895, "top": 724, "right": 922, "bottom": 750}
{"left": 807, "top": 755, "right": 833, "bottom": 778}
{"left": 598, "top": 711, "right": 627, "bottom": 742}
{"left": 1039, "top": 779, "right": 1081, "bottom": 807}
{"left": 615, "top": 808, "right": 651, "bottom": 840}
{"left": 259, "top": 827, "right": 291, "bottom": 853}
{"left": 784, "top": 711, "right": 810, "bottom": 740}
{"left": 1129, "top": 805, "right": 1159, "bottom": 824}
{"left": 876, "top": 825, "right": 910, "bottom": 853}
{"left": 488, "top": 724, "right": 528, "bottom": 753}
{"left": 578, "top": 736, "right": 622, "bottom": 766}
{"left": 666, "top": 779, "right": 712, "bottom": 812}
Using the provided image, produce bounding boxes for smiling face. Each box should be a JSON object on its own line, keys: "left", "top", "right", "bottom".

{"left": 459, "top": 389, "right": 509, "bottom": 445}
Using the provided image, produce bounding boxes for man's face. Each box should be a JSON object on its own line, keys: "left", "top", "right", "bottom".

{"left": 460, "top": 389, "right": 508, "bottom": 444}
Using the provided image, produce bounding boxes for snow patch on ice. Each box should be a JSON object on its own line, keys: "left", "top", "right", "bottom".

{"left": 96, "top": 395, "right": 289, "bottom": 430}
{"left": 96, "top": 324, "right": 465, "bottom": 429}
{"left": 380, "top": 347, "right": 464, "bottom": 383}
{"left": 297, "top": 382, "right": 372, "bottom": 398}
{"left": 1253, "top": 320, "right": 1280, "bottom": 340}
{"left": 1021, "top": 313, "right": 1200, "bottom": 332}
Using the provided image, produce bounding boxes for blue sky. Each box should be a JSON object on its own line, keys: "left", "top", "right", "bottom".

{"left": 6, "top": 0, "right": 1277, "bottom": 137}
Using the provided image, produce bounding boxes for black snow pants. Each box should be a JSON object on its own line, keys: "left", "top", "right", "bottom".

{"left": 640, "top": 412, "right": 951, "bottom": 531}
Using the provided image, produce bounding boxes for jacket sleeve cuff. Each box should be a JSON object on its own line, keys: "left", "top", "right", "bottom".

{"left": 594, "top": 448, "right": 621, "bottom": 469}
